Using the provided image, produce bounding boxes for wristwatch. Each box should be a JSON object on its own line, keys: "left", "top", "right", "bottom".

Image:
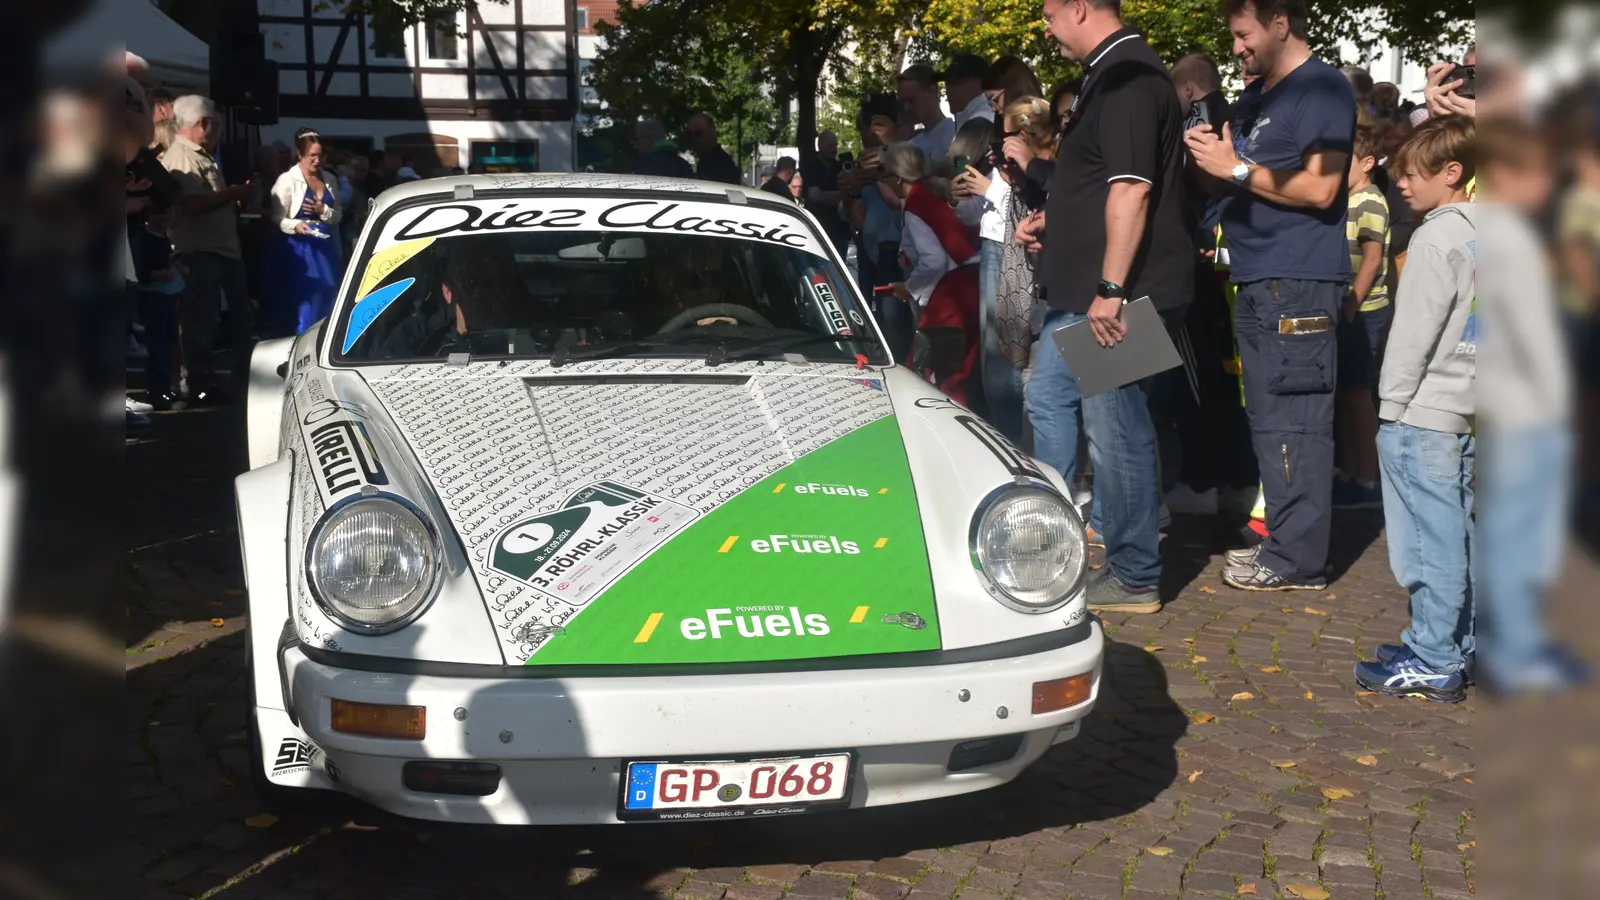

{"left": 1097, "top": 279, "right": 1128, "bottom": 299}
{"left": 1230, "top": 161, "right": 1252, "bottom": 183}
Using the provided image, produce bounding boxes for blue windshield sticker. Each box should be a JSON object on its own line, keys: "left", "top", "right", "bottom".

{"left": 343, "top": 277, "right": 415, "bottom": 353}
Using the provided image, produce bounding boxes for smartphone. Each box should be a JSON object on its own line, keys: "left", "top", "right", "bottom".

{"left": 1450, "top": 63, "right": 1476, "bottom": 99}
{"left": 953, "top": 155, "right": 971, "bottom": 172}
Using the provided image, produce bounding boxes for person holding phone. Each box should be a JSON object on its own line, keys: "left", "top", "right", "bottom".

{"left": 161, "top": 94, "right": 257, "bottom": 406}
{"left": 880, "top": 143, "right": 980, "bottom": 403}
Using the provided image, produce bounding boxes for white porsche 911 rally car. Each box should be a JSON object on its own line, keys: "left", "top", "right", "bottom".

{"left": 237, "top": 174, "right": 1103, "bottom": 824}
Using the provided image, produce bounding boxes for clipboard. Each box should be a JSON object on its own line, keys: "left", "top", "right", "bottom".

{"left": 1051, "top": 296, "right": 1183, "bottom": 397}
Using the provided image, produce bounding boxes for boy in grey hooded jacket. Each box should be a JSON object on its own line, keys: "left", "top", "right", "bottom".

{"left": 1355, "top": 115, "right": 1476, "bottom": 703}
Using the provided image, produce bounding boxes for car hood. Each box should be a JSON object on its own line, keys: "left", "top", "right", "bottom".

{"left": 287, "top": 355, "right": 1082, "bottom": 667}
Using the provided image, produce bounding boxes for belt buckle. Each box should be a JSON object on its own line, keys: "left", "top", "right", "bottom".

{"left": 1278, "top": 316, "right": 1331, "bottom": 335}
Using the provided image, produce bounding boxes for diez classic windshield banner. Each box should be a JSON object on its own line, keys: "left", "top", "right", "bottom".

{"left": 371, "top": 197, "right": 829, "bottom": 258}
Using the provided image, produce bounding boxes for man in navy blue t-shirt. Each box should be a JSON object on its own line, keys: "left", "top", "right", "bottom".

{"left": 1184, "top": 0, "right": 1355, "bottom": 592}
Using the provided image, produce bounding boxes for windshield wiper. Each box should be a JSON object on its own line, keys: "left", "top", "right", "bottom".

{"left": 549, "top": 331, "right": 726, "bottom": 367}
{"left": 706, "top": 333, "right": 876, "bottom": 367}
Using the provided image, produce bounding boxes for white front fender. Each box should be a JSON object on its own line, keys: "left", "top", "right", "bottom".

{"left": 247, "top": 336, "right": 297, "bottom": 470}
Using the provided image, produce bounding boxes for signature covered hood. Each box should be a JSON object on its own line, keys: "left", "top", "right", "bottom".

{"left": 348, "top": 357, "right": 943, "bottom": 667}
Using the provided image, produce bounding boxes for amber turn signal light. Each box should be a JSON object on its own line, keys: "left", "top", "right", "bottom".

{"left": 1032, "top": 674, "right": 1093, "bottom": 714}
{"left": 331, "top": 699, "right": 426, "bottom": 739}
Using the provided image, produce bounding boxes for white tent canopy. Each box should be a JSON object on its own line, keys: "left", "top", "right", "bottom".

{"left": 44, "top": 0, "right": 210, "bottom": 92}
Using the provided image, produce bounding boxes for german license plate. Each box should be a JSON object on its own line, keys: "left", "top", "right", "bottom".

{"left": 619, "top": 752, "right": 853, "bottom": 821}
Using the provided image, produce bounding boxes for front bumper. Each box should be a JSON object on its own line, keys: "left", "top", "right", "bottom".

{"left": 273, "top": 620, "right": 1104, "bottom": 824}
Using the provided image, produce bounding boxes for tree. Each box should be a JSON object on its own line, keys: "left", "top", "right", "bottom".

{"left": 587, "top": 1, "right": 790, "bottom": 173}
{"left": 321, "top": 0, "right": 507, "bottom": 28}
{"left": 590, "top": 0, "right": 922, "bottom": 165}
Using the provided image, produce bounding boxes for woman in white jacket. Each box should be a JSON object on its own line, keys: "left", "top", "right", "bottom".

{"left": 268, "top": 128, "right": 343, "bottom": 335}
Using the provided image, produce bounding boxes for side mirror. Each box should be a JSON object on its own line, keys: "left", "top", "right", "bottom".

{"left": 910, "top": 327, "right": 966, "bottom": 378}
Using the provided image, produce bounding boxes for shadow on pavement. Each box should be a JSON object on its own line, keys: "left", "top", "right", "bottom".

{"left": 130, "top": 631, "right": 1184, "bottom": 899}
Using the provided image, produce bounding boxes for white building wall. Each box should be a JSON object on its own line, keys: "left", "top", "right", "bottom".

{"left": 261, "top": 117, "right": 573, "bottom": 164}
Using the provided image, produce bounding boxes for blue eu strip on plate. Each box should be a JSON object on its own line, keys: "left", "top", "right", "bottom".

{"left": 625, "top": 763, "right": 657, "bottom": 809}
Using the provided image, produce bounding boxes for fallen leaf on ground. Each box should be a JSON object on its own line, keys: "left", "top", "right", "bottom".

{"left": 1357, "top": 691, "right": 1378, "bottom": 697}
{"left": 1192, "top": 655, "right": 1208, "bottom": 663}
{"left": 1355, "top": 755, "right": 1379, "bottom": 766}
{"left": 1322, "top": 593, "right": 1338, "bottom": 600}
{"left": 1241, "top": 623, "right": 1251, "bottom": 631}
{"left": 1271, "top": 726, "right": 1278, "bottom": 733}
{"left": 1459, "top": 841, "right": 1476, "bottom": 851}
{"left": 1146, "top": 846, "right": 1174, "bottom": 856}
{"left": 1237, "top": 885, "right": 1260, "bottom": 896}
{"left": 1230, "top": 691, "right": 1256, "bottom": 701}
{"left": 210, "top": 618, "right": 226, "bottom": 627}
{"left": 1321, "top": 787, "right": 1354, "bottom": 800}
{"left": 1304, "top": 690, "right": 1315, "bottom": 699}
{"left": 244, "top": 813, "right": 278, "bottom": 828}
{"left": 1089, "top": 562, "right": 1102, "bottom": 569}
{"left": 1280, "top": 607, "right": 1296, "bottom": 613}
{"left": 1144, "top": 645, "right": 1164, "bottom": 652}
{"left": 1304, "top": 606, "right": 1329, "bottom": 615}
{"left": 1188, "top": 770, "right": 1203, "bottom": 783}
{"left": 1285, "top": 886, "right": 1330, "bottom": 900}
{"left": 1272, "top": 761, "right": 1297, "bottom": 769}
{"left": 1200, "top": 585, "right": 1217, "bottom": 594}
{"left": 1463, "top": 777, "right": 1473, "bottom": 784}
{"left": 1192, "top": 713, "right": 1216, "bottom": 724}
{"left": 1260, "top": 666, "right": 1282, "bottom": 674}
{"left": 1183, "top": 637, "right": 1196, "bottom": 643}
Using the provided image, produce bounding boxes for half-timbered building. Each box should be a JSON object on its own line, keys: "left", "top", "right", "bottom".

{"left": 255, "top": 0, "right": 580, "bottom": 173}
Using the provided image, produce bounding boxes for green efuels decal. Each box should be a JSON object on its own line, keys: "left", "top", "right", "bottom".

{"left": 524, "top": 416, "right": 939, "bottom": 665}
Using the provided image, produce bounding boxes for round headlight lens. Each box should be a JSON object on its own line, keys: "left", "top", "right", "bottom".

{"left": 974, "top": 488, "right": 1087, "bottom": 612}
{"left": 308, "top": 497, "right": 439, "bottom": 632}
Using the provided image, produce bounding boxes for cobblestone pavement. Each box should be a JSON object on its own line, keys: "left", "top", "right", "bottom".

{"left": 127, "top": 405, "right": 1500, "bottom": 900}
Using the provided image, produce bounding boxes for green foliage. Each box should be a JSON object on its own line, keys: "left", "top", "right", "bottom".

{"left": 585, "top": 1, "right": 791, "bottom": 173}
{"left": 583, "top": 0, "right": 1473, "bottom": 173}
{"left": 328, "top": 0, "right": 507, "bottom": 28}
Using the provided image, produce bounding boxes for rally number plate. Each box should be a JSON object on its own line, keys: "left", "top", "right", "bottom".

{"left": 619, "top": 752, "right": 853, "bottom": 821}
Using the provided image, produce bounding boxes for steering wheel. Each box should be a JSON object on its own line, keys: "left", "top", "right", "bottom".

{"left": 656, "top": 303, "right": 773, "bottom": 334}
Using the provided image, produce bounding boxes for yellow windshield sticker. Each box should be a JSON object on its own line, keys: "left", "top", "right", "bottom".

{"left": 357, "top": 237, "right": 435, "bottom": 300}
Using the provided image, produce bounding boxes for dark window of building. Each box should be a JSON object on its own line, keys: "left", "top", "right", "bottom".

{"left": 371, "top": 18, "right": 406, "bottom": 60}
{"left": 425, "top": 13, "right": 460, "bottom": 61}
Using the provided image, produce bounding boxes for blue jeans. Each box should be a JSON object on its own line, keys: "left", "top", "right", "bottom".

{"left": 978, "top": 239, "right": 1026, "bottom": 445}
{"left": 1029, "top": 309, "right": 1162, "bottom": 586}
{"left": 1477, "top": 424, "right": 1572, "bottom": 675}
{"left": 1378, "top": 422, "right": 1476, "bottom": 673}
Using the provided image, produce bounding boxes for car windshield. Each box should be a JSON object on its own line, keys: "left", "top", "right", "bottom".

{"left": 332, "top": 191, "right": 885, "bottom": 365}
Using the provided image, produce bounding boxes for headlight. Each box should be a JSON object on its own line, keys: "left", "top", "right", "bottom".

{"left": 970, "top": 486, "right": 1087, "bottom": 614}
{"left": 307, "top": 495, "right": 441, "bottom": 633}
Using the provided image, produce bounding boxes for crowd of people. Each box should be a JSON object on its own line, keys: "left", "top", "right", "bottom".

{"left": 642, "top": 0, "right": 1574, "bottom": 699}
{"left": 121, "top": 0, "right": 1588, "bottom": 699}
{"left": 124, "top": 77, "right": 454, "bottom": 425}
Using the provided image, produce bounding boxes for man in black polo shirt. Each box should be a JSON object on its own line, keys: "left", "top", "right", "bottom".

{"left": 1017, "top": 0, "right": 1193, "bottom": 613}
{"left": 1185, "top": 0, "right": 1355, "bottom": 592}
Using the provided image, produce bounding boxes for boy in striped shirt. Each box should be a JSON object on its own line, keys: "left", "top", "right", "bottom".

{"left": 1334, "top": 125, "right": 1392, "bottom": 510}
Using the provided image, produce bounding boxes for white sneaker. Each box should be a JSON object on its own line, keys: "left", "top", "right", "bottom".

{"left": 125, "top": 396, "right": 153, "bottom": 414}
{"left": 1165, "top": 484, "right": 1218, "bottom": 516}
